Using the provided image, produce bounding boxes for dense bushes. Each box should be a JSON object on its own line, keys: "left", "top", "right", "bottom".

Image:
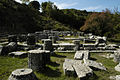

{"left": 80, "top": 9, "right": 120, "bottom": 38}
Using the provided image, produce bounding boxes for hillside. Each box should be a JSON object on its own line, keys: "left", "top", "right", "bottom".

{"left": 0, "top": 0, "right": 120, "bottom": 39}
{"left": 0, "top": 0, "right": 91, "bottom": 34}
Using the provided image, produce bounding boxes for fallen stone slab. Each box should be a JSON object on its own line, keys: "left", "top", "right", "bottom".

{"left": 73, "top": 63, "right": 93, "bottom": 79}
{"left": 115, "top": 63, "right": 120, "bottom": 72}
{"left": 109, "top": 75, "right": 120, "bottom": 80}
{"left": 9, "top": 51, "right": 28, "bottom": 58}
{"left": 113, "top": 52, "right": 120, "bottom": 63}
{"left": 101, "top": 53, "right": 115, "bottom": 59}
{"left": 0, "top": 42, "right": 17, "bottom": 55}
{"left": 74, "top": 51, "right": 84, "bottom": 60}
{"left": 84, "top": 59, "right": 106, "bottom": 71}
{"left": 116, "top": 75, "right": 120, "bottom": 80}
{"left": 63, "top": 61, "right": 75, "bottom": 76}
{"left": 74, "top": 50, "right": 90, "bottom": 60}
{"left": 0, "top": 45, "right": 3, "bottom": 55}
{"left": 109, "top": 76, "right": 116, "bottom": 80}
{"left": 64, "top": 58, "right": 82, "bottom": 65}
{"left": 63, "top": 59, "right": 82, "bottom": 76}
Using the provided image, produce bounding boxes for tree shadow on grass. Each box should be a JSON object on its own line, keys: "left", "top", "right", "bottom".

{"left": 47, "top": 61, "right": 60, "bottom": 67}
{"left": 38, "top": 67, "right": 61, "bottom": 77}
{"left": 90, "top": 57, "right": 97, "bottom": 61}
{"left": 89, "top": 72, "right": 98, "bottom": 80}
{"left": 52, "top": 53, "right": 66, "bottom": 58}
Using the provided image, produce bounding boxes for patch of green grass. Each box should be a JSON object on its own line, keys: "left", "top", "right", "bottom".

{"left": 0, "top": 52, "right": 119, "bottom": 80}
{"left": 57, "top": 40, "right": 73, "bottom": 43}
{"left": 35, "top": 52, "right": 78, "bottom": 80}
{"left": 0, "top": 56, "right": 27, "bottom": 80}
{"left": 37, "top": 40, "right": 43, "bottom": 44}
{"left": 0, "top": 52, "right": 78, "bottom": 80}
{"left": 64, "top": 35, "right": 79, "bottom": 38}
{"left": 89, "top": 53, "right": 120, "bottom": 80}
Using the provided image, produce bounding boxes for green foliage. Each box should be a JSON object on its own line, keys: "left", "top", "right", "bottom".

{"left": 41, "top": 1, "right": 90, "bottom": 30}
{"left": 0, "top": 0, "right": 42, "bottom": 33}
{"left": 20, "top": 0, "right": 29, "bottom": 3}
{"left": 81, "top": 9, "right": 120, "bottom": 38}
{"left": 41, "top": 1, "right": 58, "bottom": 17}
{"left": 28, "top": 1, "right": 40, "bottom": 10}
{"left": 1, "top": 0, "right": 120, "bottom": 38}
{"left": 0, "top": 52, "right": 120, "bottom": 80}
{"left": 80, "top": 12, "right": 114, "bottom": 36}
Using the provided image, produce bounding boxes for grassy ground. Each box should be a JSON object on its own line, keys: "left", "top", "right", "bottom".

{"left": 0, "top": 56, "right": 27, "bottom": 80}
{"left": 89, "top": 53, "right": 120, "bottom": 80}
{"left": 0, "top": 52, "right": 120, "bottom": 80}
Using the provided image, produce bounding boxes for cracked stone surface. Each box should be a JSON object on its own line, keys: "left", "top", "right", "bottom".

{"left": 115, "top": 63, "right": 120, "bottom": 72}
{"left": 63, "top": 58, "right": 106, "bottom": 79}
{"left": 84, "top": 59, "right": 106, "bottom": 71}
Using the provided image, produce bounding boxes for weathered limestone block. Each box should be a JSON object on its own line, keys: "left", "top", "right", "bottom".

{"left": 27, "top": 33, "right": 36, "bottom": 45}
{"left": 113, "top": 52, "right": 120, "bottom": 63}
{"left": 109, "top": 76, "right": 116, "bottom": 80}
{"left": 109, "top": 75, "right": 120, "bottom": 80}
{"left": 84, "top": 50, "right": 90, "bottom": 60}
{"left": 74, "top": 51, "right": 84, "bottom": 60}
{"left": 28, "top": 50, "right": 50, "bottom": 71}
{"left": 73, "top": 40, "right": 80, "bottom": 51}
{"left": 18, "top": 34, "right": 27, "bottom": 42}
{"left": 9, "top": 51, "right": 28, "bottom": 58}
{"left": 63, "top": 62, "right": 75, "bottom": 76}
{"left": 116, "top": 75, "right": 120, "bottom": 80}
{"left": 43, "top": 39, "right": 53, "bottom": 51}
{"left": 43, "top": 50, "right": 50, "bottom": 63}
{"left": 115, "top": 63, "right": 120, "bottom": 72}
{"left": 0, "top": 45, "right": 3, "bottom": 55}
{"left": 49, "top": 36, "right": 56, "bottom": 43}
{"left": 8, "top": 68, "right": 38, "bottom": 80}
{"left": 73, "top": 40, "right": 80, "bottom": 45}
{"left": 8, "top": 35, "right": 17, "bottom": 43}
{"left": 74, "top": 50, "right": 90, "bottom": 60}
{"left": 73, "top": 63, "right": 93, "bottom": 80}
{"left": 63, "top": 59, "right": 82, "bottom": 76}
{"left": 0, "top": 42, "right": 17, "bottom": 55}
{"left": 84, "top": 59, "right": 106, "bottom": 71}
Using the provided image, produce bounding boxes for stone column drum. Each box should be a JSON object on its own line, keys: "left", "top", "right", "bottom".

{"left": 8, "top": 35, "right": 17, "bottom": 43}
{"left": 43, "top": 39, "right": 53, "bottom": 51}
{"left": 28, "top": 50, "right": 50, "bottom": 71}
{"left": 8, "top": 68, "right": 38, "bottom": 80}
{"left": 27, "top": 33, "right": 36, "bottom": 45}
{"left": 73, "top": 40, "right": 80, "bottom": 51}
{"left": 27, "top": 33, "right": 36, "bottom": 49}
{"left": 49, "top": 36, "right": 56, "bottom": 43}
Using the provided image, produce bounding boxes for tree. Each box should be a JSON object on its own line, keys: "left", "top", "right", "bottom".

{"left": 41, "top": 1, "right": 58, "bottom": 17}
{"left": 20, "top": 0, "right": 29, "bottom": 4}
{"left": 80, "top": 11, "right": 114, "bottom": 37}
{"left": 28, "top": 1, "right": 40, "bottom": 10}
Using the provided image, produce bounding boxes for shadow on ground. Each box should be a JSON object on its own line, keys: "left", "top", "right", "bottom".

{"left": 47, "top": 61, "right": 60, "bottom": 67}
{"left": 90, "top": 57, "right": 97, "bottom": 61}
{"left": 52, "top": 53, "right": 66, "bottom": 58}
{"left": 89, "top": 72, "right": 98, "bottom": 80}
{"left": 38, "top": 67, "right": 61, "bottom": 77}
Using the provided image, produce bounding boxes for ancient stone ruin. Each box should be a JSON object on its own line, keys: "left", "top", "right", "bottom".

{"left": 0, "top": 30, "right": 119, "bottom": 80}
{"left": 63, "top": 50, "right": 106, "bottom": 79}
{"left": 28, "top": 50, "right": 50, "bottom": 71}
{"left": 8, "top": 68, "right": 38, "bottom": 80}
